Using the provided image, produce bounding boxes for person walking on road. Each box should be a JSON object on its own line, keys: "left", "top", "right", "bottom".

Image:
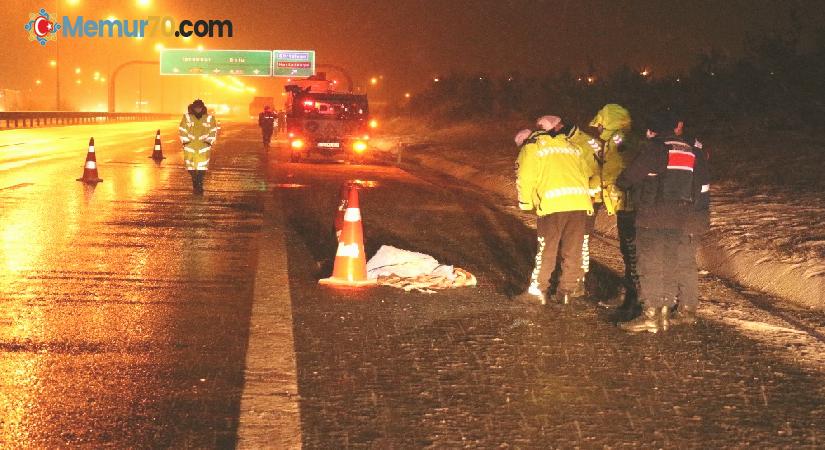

{"left": 587, "top": 104, "right": 641, "bottom": 312}
{"left": 178, "top": 99, "right": 218, "bottom": 195}
{"left": 615, "top": 110, "right": 710, "bottom": 333}
{"left": 258, "top": 105, "right": 277, "bottom": 148}
{"left": 513, "top": 115, "right": 596, "bottom": 306}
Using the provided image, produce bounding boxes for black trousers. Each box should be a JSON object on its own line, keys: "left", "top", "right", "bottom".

{"left": 617, "top": 210, "right": 640, "bottom": 299}
{"left": 530, "top": 211, "right": 586, "bottom": 294}
{"left": 188, "top": 170, "right": 205, "bottom": 192}
{"left": 636, "top": 227, "right": 697, "bottom": 309}
{"left": 261, "top": 128, "right": 274, "bottom": 145}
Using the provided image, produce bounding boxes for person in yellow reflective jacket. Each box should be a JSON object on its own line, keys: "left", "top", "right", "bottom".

{"left": 588, "top": 104, "right": 640, "bottom": 311}
{"left": 178, "top": 99, "right": 219, "bottom": 195}
{"left": 561, "top": 124, "right": 602, "bottom": 288}
{"left": 512, "top": 115, "right": 595, "bottom": 306}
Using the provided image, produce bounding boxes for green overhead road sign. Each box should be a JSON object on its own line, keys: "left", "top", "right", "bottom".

{"left": 159, "top": 49, "right": 272, "bottom": 76}
{"left": 273, "top": 50, "right": 316, "bottom": 77}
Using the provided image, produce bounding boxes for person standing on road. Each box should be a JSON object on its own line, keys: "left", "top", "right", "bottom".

{"left": 588, "top": 104, "right": 641, "bottom": 312}
{"left": 552, "top": 121, "right": 602, "bottom": 296}
{"left": 178, "top": 99, "right": 218, "bottom": 195}
{"left": 513, "top": 115, "right": 595, "bottom": 306}
{"left": 277, "top": 110, "right": 287, "bottom": 134}
{"left": 615, "top": 110, "right": 710, "bottom": 333}
{"left": 258, "top": 105, "right": 277, "bottom": 148}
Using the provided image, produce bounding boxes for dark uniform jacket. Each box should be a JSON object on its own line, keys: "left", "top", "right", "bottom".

{"left": 258, "top": 111, "right": 276, "bottom": 130}
{"left": 616, "top": 134, "right": 710, "bottom": 232}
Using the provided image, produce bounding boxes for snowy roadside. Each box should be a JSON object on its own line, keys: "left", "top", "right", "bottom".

{"left": 374, "top": 118, "right": 825, "bottom": 310}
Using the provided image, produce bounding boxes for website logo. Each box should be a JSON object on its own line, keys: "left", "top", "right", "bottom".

{"left": 24, "top": 8, "right": 61, "bottom": 46}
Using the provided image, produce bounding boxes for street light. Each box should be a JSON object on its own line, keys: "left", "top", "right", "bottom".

{"left": 370, "top": 77, "right": 378, "bottom": 86}
{"left": 49, "top": 60, "right": 57, "bottom": 67}
{"left": 35, "top": 79, "right": 42, "bottom": 85}
{"left": 404, "top": 92, "right": 410, "bottom": 99}
{"left": 136, "top": 0, "right": 151, "bottom": 7}
{"left": 75, "top": 67, "right": 81, "bottom": 74}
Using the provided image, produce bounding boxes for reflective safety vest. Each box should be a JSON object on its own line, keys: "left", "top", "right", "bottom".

{"left": 565, "top": 126, "right": 602, "bottom": 198}
{"left": 179, "top": 113, "right": 218, "bottom": 171}
{"left": 516, "top": 132, "right": 595, "bottom": 216}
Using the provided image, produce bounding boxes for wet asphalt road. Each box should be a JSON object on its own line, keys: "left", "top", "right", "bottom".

{"left": 1, "top": 121, "right": 825, "bottom": 448}
{"left": 1, "top": 121, "right": 264, "bottom": 447}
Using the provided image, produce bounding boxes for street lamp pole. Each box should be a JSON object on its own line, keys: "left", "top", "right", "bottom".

{"left": 55, "top": 11, "right": 61, "bottom": 110}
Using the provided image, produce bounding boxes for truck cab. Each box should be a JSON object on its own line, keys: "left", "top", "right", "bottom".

{"left": 284, "top": 79, "right": 371, "bottom": 163}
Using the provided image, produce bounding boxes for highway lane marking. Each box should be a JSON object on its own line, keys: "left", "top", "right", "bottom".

{"left": 236, "top": 191, "right": 302, "bottom": 449}
{"left": 0, "top": 183, "right": 34, "bottom": 191}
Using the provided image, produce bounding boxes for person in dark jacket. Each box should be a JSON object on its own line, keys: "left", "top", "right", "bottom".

{"left": 258, "top": 105, "right": 277, "bottom": 148}
{"left": 614, "top": 110, "right": 710, "bottom": 333}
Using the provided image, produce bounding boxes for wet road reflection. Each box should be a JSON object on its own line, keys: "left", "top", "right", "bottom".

{"left": 1, "top": 121, "right": 263, "bottom": 447}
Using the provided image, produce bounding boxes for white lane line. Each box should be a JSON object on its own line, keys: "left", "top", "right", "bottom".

{"left": 236, "top": 191, "right": 302, "bottom": 449}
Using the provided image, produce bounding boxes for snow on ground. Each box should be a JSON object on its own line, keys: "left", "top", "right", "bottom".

{"left": 377, "top": 117, "right": 825, "bottom": 309}
{"left": 373, "top": 118, "right": 825, "bottom": 373}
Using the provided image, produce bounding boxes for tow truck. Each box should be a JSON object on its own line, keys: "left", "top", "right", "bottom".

{"left": 284, "top": 74, "right": 372, "bottom": 163}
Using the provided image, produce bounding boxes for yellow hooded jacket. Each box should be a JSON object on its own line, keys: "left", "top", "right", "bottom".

{"left": 589, "top": 104, "right": 637, "bottom": 214}
{"left": 516, "top": 131, "right": 595, "bottom": 217}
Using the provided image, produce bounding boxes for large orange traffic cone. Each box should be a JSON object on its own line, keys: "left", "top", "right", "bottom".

{"left": 333, "top": 181, "right": 352, "bottom": 240}
{"left": 77, "top": 137, "right": 103, "bottom": 184}
{"left": 149, "top": 129, "right": 166, "bottom": 161}
{"left": 320, "top": 185, "right": 375, "bottom": 287}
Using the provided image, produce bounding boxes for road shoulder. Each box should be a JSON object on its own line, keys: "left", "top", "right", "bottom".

{"left": 236, "top": 188, "right": 302, "bottom": 449}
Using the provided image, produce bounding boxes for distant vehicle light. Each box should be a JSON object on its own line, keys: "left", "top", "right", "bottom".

{"left": 288, "top": 132, "right": 294, "bottom": 138}
{"left": 353, "top": 141, "right": 367, "bottom": 153}
{"left": 291, "top": 139, "right": 304, "bottom": 149}
{"left": 303, "top": 100, "right": 314, "bottom": 107}
{"left": 369, "top": 119, "right": 378, "bottom": 129}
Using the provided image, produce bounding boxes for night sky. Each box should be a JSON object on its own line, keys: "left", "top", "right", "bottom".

{"left": 2, "top": 0, "right": 823, "bottom": 111}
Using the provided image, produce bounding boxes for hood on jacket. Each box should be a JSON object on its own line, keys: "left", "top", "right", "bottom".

{"left": 589, "top": 104, "right": 631, "bottom": 132}
{"left": 188, "top": 99, "right": 206, "bottom": 119}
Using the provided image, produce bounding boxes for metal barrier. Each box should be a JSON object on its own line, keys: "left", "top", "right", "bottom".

{"left": 0, "top": 112, "right": 178, "bottom": 129}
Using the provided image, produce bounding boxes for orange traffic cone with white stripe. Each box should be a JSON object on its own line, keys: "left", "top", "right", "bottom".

{"left": 320, "top": 185, "right": 375, "bottom": 287}
{"left": 76, "top": 137, "right": 103, "bottom": 184}
{"left": 149, "top": 129, "right": 166, "bottom": 161}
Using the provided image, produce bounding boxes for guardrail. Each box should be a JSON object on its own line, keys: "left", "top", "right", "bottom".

{"left": 0, "top": 112, "right": 178, "bottom": 129}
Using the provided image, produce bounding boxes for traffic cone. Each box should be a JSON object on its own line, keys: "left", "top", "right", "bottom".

{"left": 76, "top": 137, "right": 103, "bottom": 184}
{"left": 320, "top": 185, "right": 375, "bottom": 287}
{"left": 333, "top": 181, "right": 352, "bottom": 240}
{"left": 149, "top": 129, "right": 166, "bottom": 161}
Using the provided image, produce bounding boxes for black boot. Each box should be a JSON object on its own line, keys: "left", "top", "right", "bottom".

{"left": 619, "top": 306, "right": 662, "bottom": 333}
